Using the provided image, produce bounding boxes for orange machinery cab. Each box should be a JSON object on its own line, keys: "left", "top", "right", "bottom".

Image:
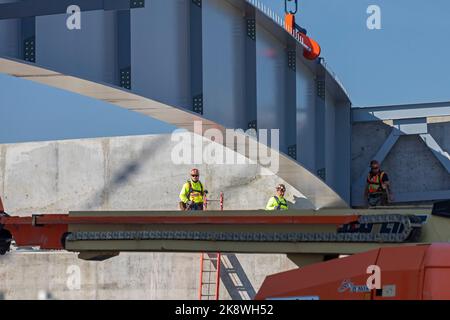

{"left": 255, "top": 243, "right": 450, "bottom": 300}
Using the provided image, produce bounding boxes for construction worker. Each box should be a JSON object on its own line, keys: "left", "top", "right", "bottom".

{"left": 179, "top": 168, "right": 207, "bottom": 211}
{"left": 266, "top": 184, "right": 289, "bottom": 211}
{"left": 364, "top": 160, "right": 393, "bottom": 207}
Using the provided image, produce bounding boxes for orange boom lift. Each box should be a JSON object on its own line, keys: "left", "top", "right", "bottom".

{"left": 2, "top": 194, "right": 450, "bottom": 300}
{"left": 256, "top": 244, "right": 450, "bottom": 300}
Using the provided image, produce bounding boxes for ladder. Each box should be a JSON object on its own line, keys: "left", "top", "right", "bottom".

{"left": 199, "top": 252, "right": 221, "bottom": 300}
{"left": 203, "top": 192, "right": 224, "bottom": 211}
{"left": 199, "top": 192, "right": 224, "bottom": 300}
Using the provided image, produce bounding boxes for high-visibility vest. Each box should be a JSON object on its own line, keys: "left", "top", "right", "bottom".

{"left": 187, "top": 180, "right": 204, "bottom": 204}
{"left": 273, "top": 196, "right": 288, "bottom": 210}
{"left": 367, "top": 172, "right": 386, "bottom": 194}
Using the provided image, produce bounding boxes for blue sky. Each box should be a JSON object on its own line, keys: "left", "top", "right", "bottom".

{"left": 0, "top": 74, "right": 176, "bottom": 143}
{"left": 287, "top": 0, "right": 450, "bottom": 107}
{"left": 2, "top": 0, "right": 450, "bottom": 143}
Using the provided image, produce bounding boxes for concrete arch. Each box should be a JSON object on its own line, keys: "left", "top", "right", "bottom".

{"left": 0, "top": 57, "right": 347, "bottom": 209}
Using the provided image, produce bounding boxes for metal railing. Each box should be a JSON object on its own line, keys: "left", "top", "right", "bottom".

{"left": 245, "top": 0, "right": 312, "bottom": 52}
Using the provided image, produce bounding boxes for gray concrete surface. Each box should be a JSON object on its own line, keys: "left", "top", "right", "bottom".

{"left": 0, "top": 134, "right": 311, "bottom": 215}
{"left": 0, "top": 252, "right": 296, "bottom": 300}
{"left": 0, "top": 134, "right": 305, "bottom": 300}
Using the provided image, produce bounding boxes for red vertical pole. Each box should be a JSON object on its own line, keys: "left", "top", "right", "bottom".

{"left": 199, "top": 253, "right": 204, "bottom": 300}
{"left": 215, "top": 252, "right": 221, "bottom": 300}
{"left": 220, "top": 192, "right": 224, "bottom": 211}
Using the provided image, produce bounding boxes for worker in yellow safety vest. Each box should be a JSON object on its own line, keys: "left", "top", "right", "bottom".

{"left": 266, "top": 184, "right": 289, "bottom": 211}
{"left": 364, "top": 160, "right": 393, "bottom": 207}
{"left": 179, "top": 168, "right": 207, "bottom": 211}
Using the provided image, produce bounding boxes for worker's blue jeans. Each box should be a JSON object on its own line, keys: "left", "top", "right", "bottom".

{"left": 368, "top": 193, "right": 387, "bottom": 207}
{"left": 188, "top": 203, "right": 204, "bottom": 211}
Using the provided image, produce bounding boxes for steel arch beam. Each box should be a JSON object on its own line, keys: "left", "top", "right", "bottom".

{"left": 0, "top": 0, "right": 144, "bottom": 20}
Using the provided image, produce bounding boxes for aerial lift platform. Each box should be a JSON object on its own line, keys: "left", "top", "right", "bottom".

{"left": 0, "top": 201, "right": 435, "bottom": 261}
{"left": 1, "top": 196, "right": 450, "bottom": 300}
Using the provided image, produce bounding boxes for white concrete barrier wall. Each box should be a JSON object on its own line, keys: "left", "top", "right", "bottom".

{"left": 0, "top": 133, "right": 311, "bottom": 215}
{"left": 0, "top": 134, "right": 306, "bottom": 299}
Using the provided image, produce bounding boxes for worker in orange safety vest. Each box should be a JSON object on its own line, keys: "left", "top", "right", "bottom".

{"left": 364, "top": 160, "right": 393, "bottom": 207}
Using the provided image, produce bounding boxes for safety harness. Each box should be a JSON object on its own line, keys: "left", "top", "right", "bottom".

{"left": 367, "top": 171, "right": 386, "bottom": 194}
{"left": 187, "top": 180, "right": 204, "bottom": 201}
{"left": 273, "top": 196, "right": 288, "bottom": 210}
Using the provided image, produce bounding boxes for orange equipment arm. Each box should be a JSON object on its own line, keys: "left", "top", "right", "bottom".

{"left": 0, "top": 207, "right": 360, "bottom": 254}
